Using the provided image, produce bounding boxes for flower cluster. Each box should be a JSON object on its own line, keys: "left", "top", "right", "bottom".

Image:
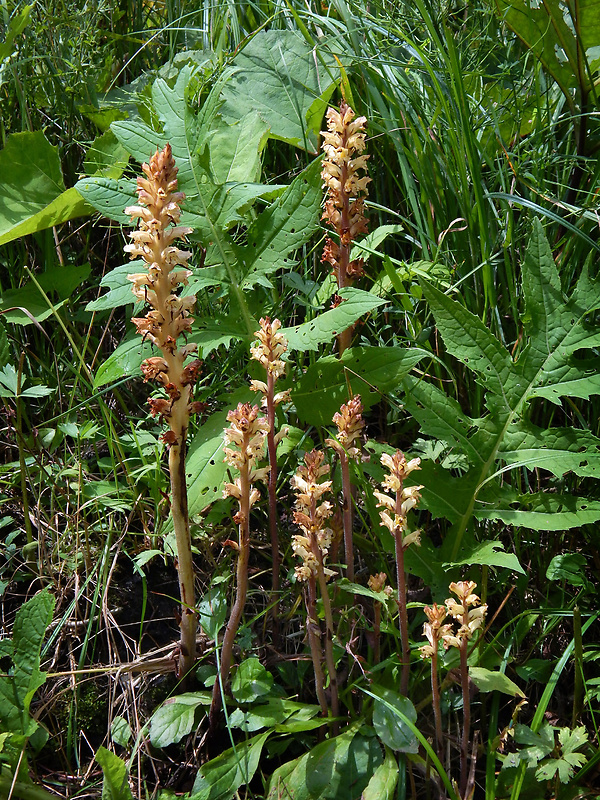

{"left": 374, "top": 451, "right": 423, "bottom": 548}
{"left": 419, "top": 603, "right": 452, "bottom": 660}
{"left": 291, "top": 450, "right": 335, "bottom": 582}
{"left": 442, "top": 581, "right": 488, "bottom": 649}
{"left": 222, "top": 403, "right": 269, "bottom": 524}
{"left": 124, "top": 143, "right": 201, "bottom": 433}
{"left": 321, "top": 102, "right": 371, "bottom": 287}
{"left": 249, "top": 317, "right": 291, "bottom": 413}
{"left": 419, "top": 581, "right": 487, "bottom": 658}
{"left": 326, "top": 395, "right": 364, "bottom": 460}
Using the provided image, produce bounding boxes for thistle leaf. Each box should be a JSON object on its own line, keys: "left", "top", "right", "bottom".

{"left": 409, "top": 219, "right": 600, "bottom": 556}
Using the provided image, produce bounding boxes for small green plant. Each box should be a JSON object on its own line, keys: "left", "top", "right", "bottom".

{"left": 0, "top": 590, "right": 54, "bottom": 794}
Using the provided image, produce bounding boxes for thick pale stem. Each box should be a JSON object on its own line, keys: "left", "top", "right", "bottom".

{"left": 266, "top": 371, "right": 280, "bottom": 641}
{"left": 209, "top": 461, "right": 251, "bottom": 729}
{"left": 394, "top": 482, "right": 411, "bottom": 696}
{"left": 430, "top": 649, "right": 443, "bottom": 761}
{"left": 305, "top": 580, "right": 328, "bottom": 718}
{"left": 316, "top": 563, "right": 339, "bottom": 728}
{"left": 339, "top": 452, "right": 354, "bottom": 582}
{"left": 169, "top": 432, "right": 197, "bottom": 681}
{"left": 459, "top": 635, "right": 470, "bottom": 798}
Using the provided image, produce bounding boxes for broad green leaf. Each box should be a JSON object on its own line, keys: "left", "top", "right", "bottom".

{"left": 284, "top": 289, "right": 386, "bottom": 352}
{"left": 0, "top": 589, "right": 54, "bottom": 737}
{"left": 191, "top": 731, "right": 270, "bottom": 800}
{"left": 513, "top": 721, "right": 555, "bottom": 763}
{"left": 469, "top": 667, "right": 525, "bottom": 697}
{"left": 0, "top": 132, "right": 91, "bottom": 245}
{"left": 96, "top": 747, "right": 133, "bottom": 800}
{"left": 292, "top": 345, "right": 426, "bottom": 426}
{"left": 74, "top": 176, "right": 138, "bottom": 226}
{"left": 559, "top": 725, "right": 588, "bottom": 755}
{"left": 0, "top": 5, "right": 32, "bottom": 66}
{"left": 231, "top": 658, "right": 274, "bottom": 703}
{"left": 0, "top": 263, "right": 91, "bottom": 325}
{"left": 186, "top": 407, "right": 230, "bottom": 516}
{"left": 237, "top": 157, "right": 322, "bottom": 289}
{"left": 361, "top": 747, "right": 398, "bottom": 800}
{"left": 266, "top": 727, "right": 383, "bottom": 800}
{"left": 410, "top": 220, "right": 600, "bottom": 558}
{"left": 546, "top": 553, "right": 589, "bottom": 586}
{"left": 444, "top": 540, "right": 525, "bottom": 575}
{"left": 229, "top": 698, "right": 320, "bottom": 733}
{"left": 86, "top": 261, "right": 219, "bottom": 313}
{"left": 207, "top": 112, "right": 270, "bottom": 184}
{"left": 149, "top": 692, "right": 211, "bottom": 747}
{"left": 475, "top": 493, "right": 600, "bottom": 530}
{"left": 420, "top": 279, "right": 513, "bottom": 402}
{"left": 220, "top": 30, "right": 339, "bottom": 153}
{"left": 194, "top": 316, "right": 248, "bottom": 357}
{"left": 372, "top": 687, "right": 418, "bottom": 754}
{"left": 110, "top": 716, "right": 132, "bottom": 747}
{"left": 491, "top": 0, "right": 600, "bottom": 102}
{"left": 93, "top": 335, "right": 154, "bottom": 389}
{"left": 0, "top": 323, "right": 10, "bottom": 369}
{"left": 83, "top": 130, "right": 130, "bottom": 179}
{"left": 197, "top": 584, "right": 228, "bottom": 641}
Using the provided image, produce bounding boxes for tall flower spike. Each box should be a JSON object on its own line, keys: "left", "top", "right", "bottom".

{"left": 440, "top": 581, "right": 488, "bottom": 797}
{"left": 291, "top": 450, "right": 335, "bottom": 583}
{"left": 375, "top": 449, "right": 423, "bottom": 695}
{"left": 326, "top": 395, "right": 364, "bottom": 582}
{"left": 249, "top": 318, "right": 290, "bottom": 645}
{"left": 125, "top": 144, "right": 201, "bottom": 682}
{"left": 292, "top": 449, "right": 339, "bottom": 725}
{"left": 419, "top": 603, "right": 452, "bottom": 761}
{"left": 210, "top": 403, "right": 269, "bottom": 731}
{"left": 321, "top": 102, "right": 371, "bottom": 355}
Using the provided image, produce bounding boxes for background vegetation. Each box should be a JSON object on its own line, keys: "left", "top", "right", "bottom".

{"left": 1, "top": 0, "right": 599, "bottom": 798}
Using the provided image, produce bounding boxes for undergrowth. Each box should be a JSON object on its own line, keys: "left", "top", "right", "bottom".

{"left": 1, "top": 1, "right": 599, "bottom": 799}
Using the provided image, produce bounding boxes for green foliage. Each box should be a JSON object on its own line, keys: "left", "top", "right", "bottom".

{"left": 96, "top": 746, "right": 134, "bottom": 800}
{"left": 219, "top": 30, "right": 340, "bottom": 153}
{"left": 149, "top": 693, "right": 212, "bottom": 748}
{"left": 266, "top": 726, "right": 382, "bottom": 800}
{"left": 404, "top": 220, "right": 600, "bottom": 559}
{"left": 0, "top": 131, "right": 90, "bottom": 246}
{"left": 502, "top": 723, "right": 588, "bottom": 785}
{"left": 0, "top": 590, "right": 54, "bottom": 778}
{"left": 491, "top": 0, "right": 600, "bottom": 103}
{"left": 191, "top": 732, "right": 271, "bottom": 800}
{"left": 1, "top": 2, "right": 600, "bottom": 799}
{"left": 371, "top": 688, "right": 418, "bottom": 753}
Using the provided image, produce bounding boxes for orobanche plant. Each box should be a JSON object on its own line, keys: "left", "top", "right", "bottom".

{"left": 124, "top": 143, "right": 202, "bottom": 679}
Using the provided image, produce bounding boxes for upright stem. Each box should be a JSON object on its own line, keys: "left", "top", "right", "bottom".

{"left": 169, "top": 435, "right": 197, "bottom": 681}
{"left": 339, "top": 452, "right": 354, "bottom": 582}
{"left": 430, "top": 649, "right": 443, "bottom": 761}
{"left": 316, "top": 563, "right": 339, "bottom": 728}
{"left": 459, "top": 634, "right": 470, "bottom": 798}
{"left": 395, "top": 526, "right": 410, "bottom": 697}
{"left": 209, "top": 460, "right": 251, "bottom": 730}
{"left": 305, "top": 580, "right": 328, "bottom": 718}
{"left": 265, "top": 372, "right": 280, "bottom": 642}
